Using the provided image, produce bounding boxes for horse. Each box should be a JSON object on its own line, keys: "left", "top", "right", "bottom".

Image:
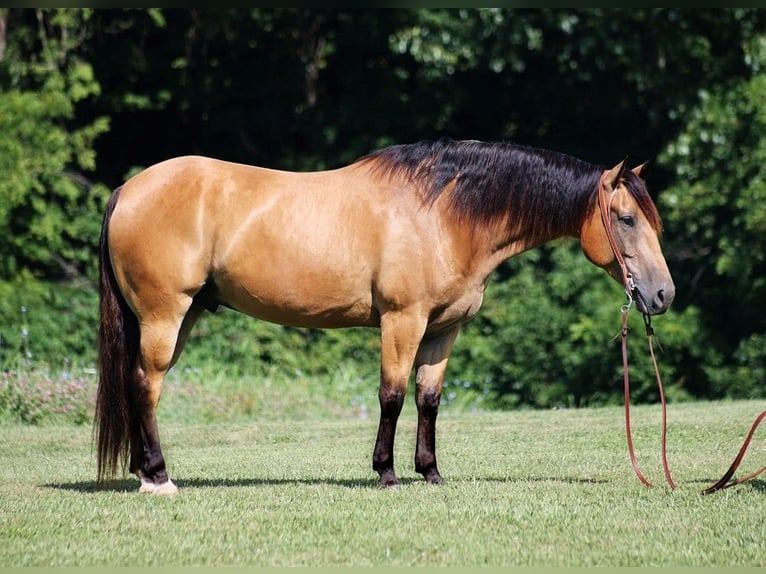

{"left": 95, "top": 138, "right": 674, "bottom": 494}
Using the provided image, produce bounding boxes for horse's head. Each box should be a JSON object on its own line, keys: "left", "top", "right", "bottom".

{"left": 579, "top": 161, "right": 675, "bottom": 315}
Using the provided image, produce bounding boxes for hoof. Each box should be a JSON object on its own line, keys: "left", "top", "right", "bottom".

{"left": 378, "top": 469, "right": 401, "bottom": 490}
{"left": 138, "top": 475, "right": 155, "bottom": 494}
{"left": 138, "top": 474, "right": 179, "bottom": 495}
{"left": 424, "top": 470, "right": 444, "bottom": 485}
{"left": 153, "top": 479, "right": 179, "bottom": 495}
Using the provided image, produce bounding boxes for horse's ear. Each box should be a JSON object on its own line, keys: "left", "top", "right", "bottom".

{"left": 603, "top": 158, "right": 627, "bottom": 191}
{"left": 632, "top": 160, "right": 651, "bottom": 178}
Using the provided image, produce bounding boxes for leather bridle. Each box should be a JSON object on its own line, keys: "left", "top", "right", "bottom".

{"left": 598, "top": 169, "right": 765, "bottom": 494}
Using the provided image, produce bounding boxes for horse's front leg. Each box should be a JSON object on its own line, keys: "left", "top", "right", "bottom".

{"left": 414, "top": 327, "right": 460, "bottom": 484}
{"left": 372, "top": 309, "right": 427, "bottom": 489}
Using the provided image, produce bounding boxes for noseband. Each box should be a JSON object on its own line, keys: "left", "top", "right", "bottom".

{"left": 597, "top": 170, "right": 765, "bottom": 494}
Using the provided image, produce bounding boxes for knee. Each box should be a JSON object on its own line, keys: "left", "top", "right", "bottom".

{"left": 418, "top": 389, "right": 441, "bottom": 416}
{"left": 378, "top": 386, "right": 405, "bottom": 415}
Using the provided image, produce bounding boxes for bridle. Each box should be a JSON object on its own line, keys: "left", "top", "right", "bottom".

{"left": 598, "top": 169, "right": 766, "bottom": 494}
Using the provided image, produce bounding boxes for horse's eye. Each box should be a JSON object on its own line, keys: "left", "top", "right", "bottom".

{"left": 619, "top": 215, "right": 636, "bottom": 228}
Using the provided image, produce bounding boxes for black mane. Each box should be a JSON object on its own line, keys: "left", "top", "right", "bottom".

{"left": 360, "top": 138, "right": 661, "bottom": 241}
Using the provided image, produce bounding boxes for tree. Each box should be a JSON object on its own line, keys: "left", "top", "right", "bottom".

{"left": 657, "top": 31, "right": 766, "bottom": 399}
{"left": 0, "top": 8, "right": 109, "bottom": 281}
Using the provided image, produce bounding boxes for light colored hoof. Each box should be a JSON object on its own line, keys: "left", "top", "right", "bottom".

{"left": 153, "top": 479, "right": 179, "bottom": 495}
{"left": 138, "top": 475, "right": 156, "bottom": 494}
{"left": 137, "top": 475, "right": 179, "bottom": 495}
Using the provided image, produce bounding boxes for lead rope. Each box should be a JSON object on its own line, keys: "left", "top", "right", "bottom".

{"left": 619, "top": 303, "right": 652, "bottom": 487}
{"left": 599, "top": 169, "right": 766, "bottom": 494}
{"left": 642, "top": 314, "right": 676, "bottom": 489}
{"left": 625, "top": 303, "right": 766, "bottom": 494}
{"left": 619, "top": 291, "right": 676, "bottom": 488}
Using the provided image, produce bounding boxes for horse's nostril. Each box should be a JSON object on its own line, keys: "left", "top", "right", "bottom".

{"left": 657, "top": 289, "right": 665, "bottom": 304}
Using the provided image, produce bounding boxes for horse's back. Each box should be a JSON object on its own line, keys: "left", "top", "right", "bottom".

{"left": 112, "top": 155, "right": 286, "bottom": 217}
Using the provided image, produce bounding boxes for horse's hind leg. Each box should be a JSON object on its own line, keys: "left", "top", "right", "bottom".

{"left": 413, "top": 327, "right": 459, "bottom": 484}
{"left": 130, "top": 299, "right": 201, "bottom": 495}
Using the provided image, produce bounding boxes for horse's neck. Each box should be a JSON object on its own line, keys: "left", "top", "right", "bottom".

{"left": 472, "top": 181, "right": 594, "bottom": 279}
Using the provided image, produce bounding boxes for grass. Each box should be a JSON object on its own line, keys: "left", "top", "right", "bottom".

{"left": 1, "top": 398, "right": 765, "bottom": 566}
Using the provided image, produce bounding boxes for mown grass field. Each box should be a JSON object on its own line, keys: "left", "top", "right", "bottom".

{"left": 1, "top": 399, "right": 765, "bottom": 566}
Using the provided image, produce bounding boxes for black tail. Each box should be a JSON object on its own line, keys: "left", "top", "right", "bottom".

{"left": 94, "top": 187, "right": 139, "bottom": 484}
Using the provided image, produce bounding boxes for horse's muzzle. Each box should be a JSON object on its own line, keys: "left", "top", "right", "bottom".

{"left": 634, "top": 282, "right": 675, "bottom": 315}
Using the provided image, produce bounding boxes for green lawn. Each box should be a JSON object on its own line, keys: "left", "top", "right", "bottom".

{"left": 1, "top": 399, "right": 764, "bottom": 566}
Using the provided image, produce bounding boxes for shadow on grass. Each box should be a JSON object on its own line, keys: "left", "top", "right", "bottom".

{"left": 44, "top": 474, "right": 766, "bottom": 494}
{"left": 43, "top": 474, "right": 617, "bottom": 493}
{"left": 44, "top": 476, "right": 396, "bottom": 493}
{"left": 44, "top": 478, "right": 139, "bottom": 493}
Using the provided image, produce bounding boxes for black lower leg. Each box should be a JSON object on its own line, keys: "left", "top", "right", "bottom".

{"left": 372, "top": 387, "right": 405, "bottom": 487}
{"left": 141, "top": 446, "right": 169, "bottom": 483}
{"left": 138, "top": 415, "right": 169, "bottom": 484}
{"left": 415, "top": 388, "right": 443, "bottom": 483}
{"left": 128, "top": 424, "right": 144, "bottom": 475}
{"left": 129, "top": 365, "right": 170, "bottom": 485}
{"left": 128, "top": 367, "right": 145, "bottom": 476}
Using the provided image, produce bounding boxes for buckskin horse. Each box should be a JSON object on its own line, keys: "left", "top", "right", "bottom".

{"left": 95, "top": 138, "right": 674, "bottom": 494}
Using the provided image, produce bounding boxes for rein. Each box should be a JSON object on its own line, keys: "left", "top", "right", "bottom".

{"left": 597, "top": 170, "right": 766, "bottom": 494}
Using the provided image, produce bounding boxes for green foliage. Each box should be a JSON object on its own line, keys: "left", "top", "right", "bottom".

{"left": 704, "top": 333, "right": 766, "bottom": 399}
{"left": 658, "top": 31, "right": 766, "bottom": 399}
{"left": 0, "top": 8, "right": 110, "bottom": 280}
{"left": 0, "top": 90, "right": 110, "bottom": 279}
{"left": 0, "top": 279, "right": 98, "bottom": 371}
{"left": 383, "top": 9, "right": 765, "bottom": 163}
{"left": 177, "top": 308, "right": 380, "bottom": 382}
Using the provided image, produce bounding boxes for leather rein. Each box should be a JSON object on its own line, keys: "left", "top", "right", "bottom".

{"left": 597, "top": 169, "right": 766, "bottom": 494}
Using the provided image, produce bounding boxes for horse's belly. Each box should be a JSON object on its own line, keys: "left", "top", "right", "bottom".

{"left": 214, "top": 269, "right": 380, "bottom": 329}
